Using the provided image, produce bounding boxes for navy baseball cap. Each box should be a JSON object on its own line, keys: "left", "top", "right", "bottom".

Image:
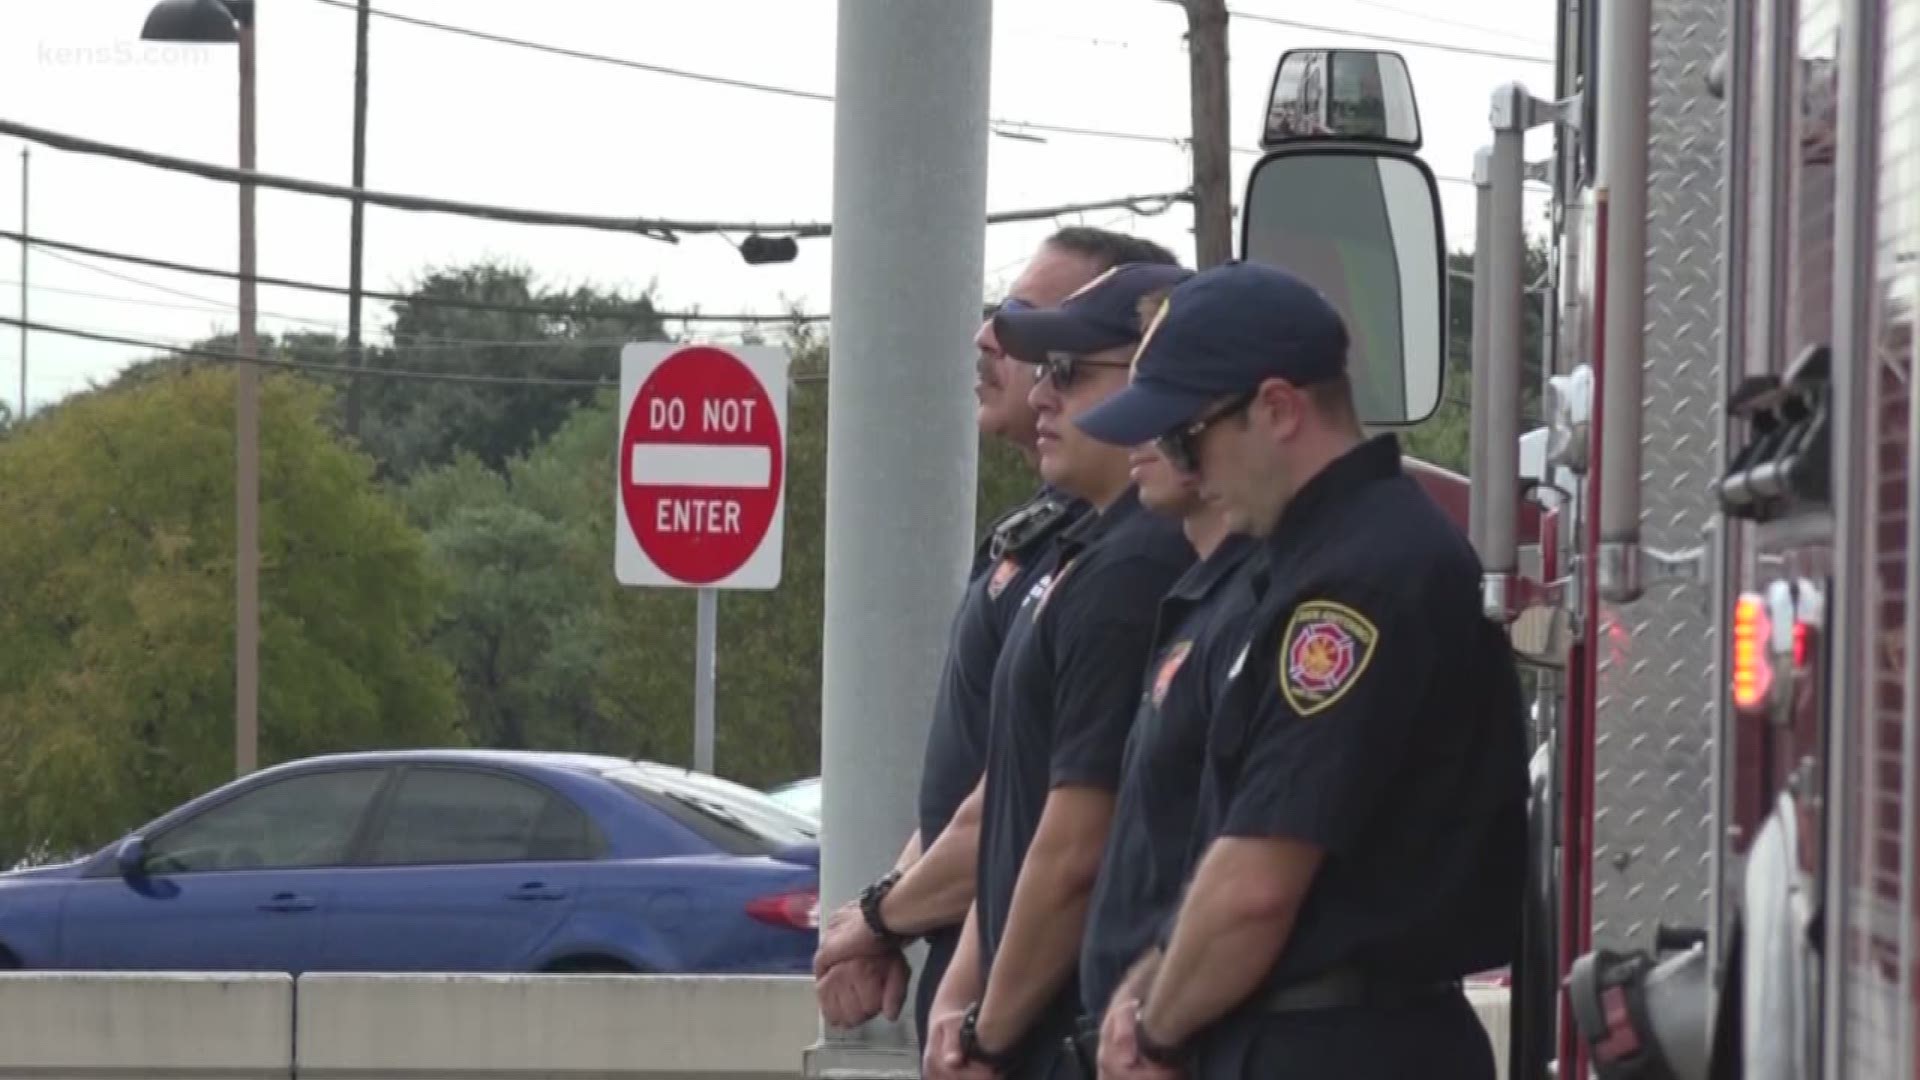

{"left": 992, "top": 262, "right": 1195, "bottom": 365}
{"left": 1074, "top": 260, "right": 1349, "bottom": 446}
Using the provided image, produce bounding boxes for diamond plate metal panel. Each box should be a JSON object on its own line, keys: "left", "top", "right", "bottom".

{"left": 1590, "top": 0, "right": 1728, "bottom": 948}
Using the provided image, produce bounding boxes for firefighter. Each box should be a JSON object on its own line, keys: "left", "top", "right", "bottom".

{"left": 810, "top": 229, "right": 1180, "bottom": 1047}
{"left": 1069, "top": 378, "right": 1260, "bottom": 1062}
{"left": 1073, "top": 261, "right": 1529, "bottom": 1080}
{"left": 921, "top": 262, "right": 1200, "bottom": 1080}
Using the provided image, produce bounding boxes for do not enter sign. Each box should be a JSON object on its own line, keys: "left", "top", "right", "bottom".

{"left": 615, "top": 343, "right": 789, "bottom": 589}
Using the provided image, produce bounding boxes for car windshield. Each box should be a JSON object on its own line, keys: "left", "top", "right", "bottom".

{"left": 605, "top": 765, "right": 818, "bottom": 857}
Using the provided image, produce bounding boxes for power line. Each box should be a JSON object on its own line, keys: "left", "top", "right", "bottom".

{"left": 0, "top": 120, "right": 1190, "bottom": 243}
{"left": 0, "top": 228, "right": 828, "bottom": 324}
{"left": 0, "top": 313, "right": 611, "bottom": 388}
{"left": 301, "top": 0, "right": 1543, "bottom": 173}
{"left": 1224, "top": 7, "right": 1554, "bottom": 65}
{"left": 1305, "top": 0, "right": 1553, "bottom": 47}
{"left": 0, "top": 313, "right": 833, "bottom": 389}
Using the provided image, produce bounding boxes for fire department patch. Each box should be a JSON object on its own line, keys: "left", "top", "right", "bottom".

{"left": 986, "top": 557, "right": 1020, "bottom": 599}
{"left": 1150, "top": 641, "right": 1193, "bottom": 708}
{"left": 1277, "top": 600, "right": 1378, "bottom": 717}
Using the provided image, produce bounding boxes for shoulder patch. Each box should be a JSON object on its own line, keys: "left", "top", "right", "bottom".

{"left": 986, "top": 557, "right": 1020, "bottom": 599}
{"left": 1150, "top": 640, "right": 1193, "bottom": 707}
{"left": 1277, "top": 600, "right": 1379, "bottom": 717}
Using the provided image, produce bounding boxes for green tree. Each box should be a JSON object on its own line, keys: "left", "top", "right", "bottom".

{"left": 0, "top": 367, "right": 460, "bottom": 866}
{"left": 1401, "top": 241, "right": 1551, "bottom": 475}
{"left": 358, "top": 262, "right": 671, "bottom": 480}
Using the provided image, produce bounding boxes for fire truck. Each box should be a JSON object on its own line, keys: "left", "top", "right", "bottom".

{"left": 1235, "top": 1, "right": 1916, "bottom": 1076}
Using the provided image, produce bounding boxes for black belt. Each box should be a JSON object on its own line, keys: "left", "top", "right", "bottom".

{"left": 1258, "top": 967, "right": 1462, "bottom": 1013}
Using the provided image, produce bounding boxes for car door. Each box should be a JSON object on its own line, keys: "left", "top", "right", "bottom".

{"left": 57, "top": 766, "right": 389, "bottom": 972}
{"left": 316, "top": 766, "right": 593, "bottom": 972}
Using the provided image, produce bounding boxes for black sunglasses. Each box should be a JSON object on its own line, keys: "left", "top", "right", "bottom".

{"left": 1156, "top": 391, "right": 1256, "bottom": 473}
{"left": 1038, "top": 349, "right": 1132, "bottom": 390}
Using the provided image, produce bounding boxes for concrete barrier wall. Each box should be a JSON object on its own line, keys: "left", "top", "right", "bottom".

{"left": 0, "top": 972, "right": 294, "bottom": 1079}
{"left": 297, "top": 974, "right": 818, "bottom": 1080}
{"left": 0, "top": 973, "right": 1512, "bottom": 1079}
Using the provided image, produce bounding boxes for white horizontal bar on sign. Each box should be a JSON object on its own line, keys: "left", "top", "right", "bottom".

{"left": 630, "top": 444, "right": 772, "bottom": 489}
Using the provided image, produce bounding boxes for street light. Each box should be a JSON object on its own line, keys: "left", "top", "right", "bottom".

{"left": 143, "top": 0, "right": 261, "bottom": 779}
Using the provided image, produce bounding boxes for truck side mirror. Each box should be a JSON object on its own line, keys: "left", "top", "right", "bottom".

{"left": 1262, "top": 48, "right": 1422, "bottom": 149}
{"left": 1240, "top": 146, "right": 1447, "bottom": 427}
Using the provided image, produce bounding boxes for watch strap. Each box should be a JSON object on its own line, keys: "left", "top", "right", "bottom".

{"left": 1132, "top": 1003, "right": 1187, "bottom": 1068}
{"left": 959, "top": 1001, "right": 1022, "bottom": 1070}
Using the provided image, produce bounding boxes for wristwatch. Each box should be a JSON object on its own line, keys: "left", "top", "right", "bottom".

{"left": 857, "top": 869, "right": 912, "bottom": 949}
{"left": 959, "top": 1000, "right": 1021, "bottom": 1071}
{"left": 1132, "top": 1001, "right": 1187, "bottom": 1068}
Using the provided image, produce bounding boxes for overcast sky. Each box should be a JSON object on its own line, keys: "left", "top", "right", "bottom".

{"left": 1, "top": 0, "right": 1556, "bottom": 416}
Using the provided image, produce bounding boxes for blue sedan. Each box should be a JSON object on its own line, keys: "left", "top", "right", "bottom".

{"left": 0, "top": 750, "right": 820, "bottom": 975}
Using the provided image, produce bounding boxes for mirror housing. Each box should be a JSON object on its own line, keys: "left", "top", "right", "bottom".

{"left": 1262, "top": 48, "right": 1422, "bottom": 149}
{"left": 115, "top": 836, "right": 148, "bottom": 880}
{"left": 1239, "top": 146, "right": 1447, "bottom": 427}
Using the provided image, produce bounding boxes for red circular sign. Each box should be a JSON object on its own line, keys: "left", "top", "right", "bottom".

{"left": 620, "top": 346, "right": 783, "bottom": 584}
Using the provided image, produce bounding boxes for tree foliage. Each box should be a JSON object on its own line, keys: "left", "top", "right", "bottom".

{"left": 0, "top": 368, "right": 459, "bottom": 866}
{"left": 1401, "top": 241, "right": 1552, "bottom": 475}
{"left": 1, "top": 241, "right": 1546, "bottom": 862}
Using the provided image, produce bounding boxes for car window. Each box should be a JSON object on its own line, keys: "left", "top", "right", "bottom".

{"left": 606, "top": 767, "right": 816, "bottom": 857}
{"left": 366, "top": 768, "right": 597, "bottom": 865}
{"left": 146, "top": 768, "right": 387, "bottom": 873}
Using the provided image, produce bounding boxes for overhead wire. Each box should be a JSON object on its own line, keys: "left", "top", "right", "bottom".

{"left": 0, "top": 313, "right": 835, "bottom": 388}
{"left": 297, "top": 0, "right": 1544, "bottom": 190}
{"left": 0, "top": 118, "right": 1190, "bottom": 243}
{"left": 0, "top": 228, "right": 828, "bottom": 324}
{"left": 1223, "top": 7, "right": 1553, "bottom": 65}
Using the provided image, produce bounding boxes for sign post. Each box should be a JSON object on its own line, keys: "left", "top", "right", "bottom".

{"left": 616, "top": 342, "right": 789, "bottom": 774}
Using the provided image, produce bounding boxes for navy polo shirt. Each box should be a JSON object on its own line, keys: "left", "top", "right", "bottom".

{"left": 1189, "top": 435, "right": 1528, "bottom": 1009}
{"left": 911, "top": 485, "right": 1085, "bottom": 1041}
{"left": 917, "top": 486, "right": 1088, "bottom": 850}
{"left": 1079, "top": 532, "right": 1260, "bottom": 1017}
{"left": 975, "top": 486, "right": 1197, "bottom": 1019}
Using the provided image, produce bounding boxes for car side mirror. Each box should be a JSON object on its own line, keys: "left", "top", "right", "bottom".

{"left": 116, "top": 836, "right": 149, "bottom": 879}
{"left": 1240, "top": 146, "right": 1447, "bottom": 427}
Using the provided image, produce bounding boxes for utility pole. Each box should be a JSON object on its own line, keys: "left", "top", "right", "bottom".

{"left": 343, "top": 0, "right": 369, "bottom": 436}
{"left": 235, "top": 9, "right": 261, "bottom": 776}
{"left": 16, "top": 147, "right": 25, "bottom": 422}
{"left": 1183, "top": 0, "right": 1232, "bottom": 267}
{"left": 806, "top": 0, "right": 989, "bottom": 1075}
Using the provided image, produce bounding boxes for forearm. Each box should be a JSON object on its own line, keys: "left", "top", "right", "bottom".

{"left": 892, "top": 829, "right": 924, "bottom": 873}
{"left": 974, "top": 857, "right": 1099, "bottom": 1046}
{"left": 932, "top": 903, "right": 986, "bottom": 1013}
{"left": 1139, "top": 844, "right": 1302, "bottom": 1045}
{"left": 1114, "top": 947, "right": 1163, "bottom": 1005}
{"left": 880, "top": 786, "right": 983, "bottom": 935}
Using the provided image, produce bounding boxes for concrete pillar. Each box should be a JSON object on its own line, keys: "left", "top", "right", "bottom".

{"left": 806, "top": 1, "right": 993, "bottom": 1076}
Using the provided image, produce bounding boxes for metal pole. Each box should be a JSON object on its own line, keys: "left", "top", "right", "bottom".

{"left": 235, "top": 20, "right": 260, "bottom": 777}
{"left": 344, "top": 0, "right": 369, "bottom": 436}
{"left": 693, "top": 588, "right": 716, "bottom": 774}
{"left": 809, "top": 0, "right": 990, "bottom": 1072}
{"left": 1594, "top": 0, "right": 1651, "bottom": 605}
{"left": 1483, "top": 88, "right": 1528, "bottom": 622}
{"left": 1468, "top": 147, "right": 1492, "bottom": 561}
{"left": 1822, "top": 2, "right": 1885, "bottom": 1075}
{"left": 16, "top": 147, "right": 25, "bottom": 423}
